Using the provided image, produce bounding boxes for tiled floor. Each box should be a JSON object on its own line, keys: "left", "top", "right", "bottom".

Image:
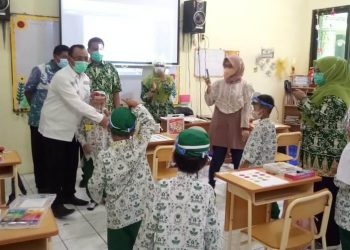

{"left": 4, "top": 165, "right": 279, "bottom": 249}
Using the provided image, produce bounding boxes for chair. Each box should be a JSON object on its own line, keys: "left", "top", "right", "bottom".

{"left": 152, "top": 145, "right": 177, "bottom": 180}
{"left": 275, "top": 132, "right": 302, "bottom": 162}
{"left": 249, "top": 189, "right": 332, "bottom": 250}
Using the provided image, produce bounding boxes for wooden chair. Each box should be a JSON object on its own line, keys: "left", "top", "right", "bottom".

{"left": 275, "top": 132, "right": 302, "bottom": 162}
{"left": 249, "top": 189, "right": 332, "bottom": 250}
{"left": 152, "top": 145, "right": 177, "bottom": 180}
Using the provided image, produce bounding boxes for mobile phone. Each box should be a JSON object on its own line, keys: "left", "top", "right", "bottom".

{"left": 205, "top": 69, "right": 210, "bottom": 78}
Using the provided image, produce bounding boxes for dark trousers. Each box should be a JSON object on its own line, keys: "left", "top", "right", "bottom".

{"left": 30, "top": 126, "right": 47, "bottom": 191}
{"left": 339, "top": 227, "right": 350, "bottom": 250}
{"left": 314, "top": 176, "right": 339, "bottom": 246}
{"left": 84, "top": 158, "right": 94, "bottom": 200}
{"left": 108, "top": 221, "right": 142, "bottom": 250}
{"left": 42, "top": 136, "right": 79, "bottom": 206}
{"left": 209, "top": 146, "right": 243, "bottom": 187}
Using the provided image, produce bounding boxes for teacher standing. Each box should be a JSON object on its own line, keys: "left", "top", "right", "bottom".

{"left": 205, "top": 55, "right": 253, "bottom": 189}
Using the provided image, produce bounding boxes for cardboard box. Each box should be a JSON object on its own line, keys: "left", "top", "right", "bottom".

{"left": 160, "top": 115, "right": 184, "bottom": 134}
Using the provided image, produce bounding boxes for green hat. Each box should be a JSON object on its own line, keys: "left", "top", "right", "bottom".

{"left": 175, "top": 128, "right": 210, "bottom": 158}
{"left": 109, "top": 107, "right": 136, "bottom": 135}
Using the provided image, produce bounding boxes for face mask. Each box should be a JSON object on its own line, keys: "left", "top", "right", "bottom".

{"left": 91, "top": 51, "right": 104, "bottom": 62}
{"left": 57, "top": 58, "right": 68, "bottom": 68}
{"left": 73, "top": 61, "right": 88, "bottom": 74}
{"left": 224, "top": 68, "right": 236, "bottom": 80}
{"left": 252, "top": 109, "right": 262, "bottom": 120}
{"left": 313, "top": 72, "right": 326, "bottom": 86}
{"left": 154, "top": 67, "right": 165, "bottom": 74}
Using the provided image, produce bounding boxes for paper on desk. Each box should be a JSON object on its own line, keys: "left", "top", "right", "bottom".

{"left": 150, "top": 134, "right": 173, "bottom": 142}
{"left": 231, "top": 169, "right": 288, "bottom": 187}
{"left": 19, "top": 198, "right": 48, "bottom": 208}
{"left": 183, "top": 116, "right": 206, "bottom": 123}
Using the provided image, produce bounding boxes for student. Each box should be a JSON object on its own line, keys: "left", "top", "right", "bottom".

{"left": 133, "top": 127, "right": 222, "bottom": 249}
{"left": 239, "top": 94, "right": 279, "bottom": 219}
{"left": 88, "top": 99, "right": 156, "bottom": 250}
{"left": 25, "top": 44, "right": 69, "bottom": 193}
{"left": 240, "top": 94, "right": 277, "bottom": 168}
{"left": 334, "top": 111, "right": 350, "bottom": 250}
{"left": 76, "top": 91, "right": 111, "bottom": 210}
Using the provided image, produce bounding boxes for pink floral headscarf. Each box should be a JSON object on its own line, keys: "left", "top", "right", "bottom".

{"left": 224, "top": 55, "right": 245, "bottom": 84}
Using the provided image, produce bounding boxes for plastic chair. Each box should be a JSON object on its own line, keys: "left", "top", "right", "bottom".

{"left": 275, "top": 132, "right": 302, "bottom": 162}
{"left": 152, "top": 145, "right": 177, "bottom": 180}
{"left": 249, "top": 189, "right": 332, "bottom": 250}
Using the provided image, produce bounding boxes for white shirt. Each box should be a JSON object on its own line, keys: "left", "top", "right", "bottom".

{"left": 39, "top": 65, "right": 103, "bottom": 142}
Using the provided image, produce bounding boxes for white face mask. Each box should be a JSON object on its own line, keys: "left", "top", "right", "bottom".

{"left": 154, "top": 67, "right": 165, "bottom": 74}
{"left": 223, "top": 68, "right": 236, "bottom": 80}
{"left": 252, "top": 110, "right": 262, "bottom": 120}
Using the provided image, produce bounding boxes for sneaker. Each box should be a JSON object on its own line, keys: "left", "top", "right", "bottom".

{"left": 63, "top": 195, "right": 89, "bottom": 206}
{"left": 52, "top": 204, "right": 75, "bottom": 218}
{"left": 87, "top": 201, "right": 98, "bottom": 211}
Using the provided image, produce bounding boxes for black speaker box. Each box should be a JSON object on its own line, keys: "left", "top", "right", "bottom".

{"left": 0, "top": 0, "right": 10, "bottom": 21}
{"left": 183, "top": 0, "right": 206, "bottom": 34}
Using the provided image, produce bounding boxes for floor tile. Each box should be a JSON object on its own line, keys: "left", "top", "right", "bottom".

{"left": 63, "top": 234, "right": 107, "bottom": 250}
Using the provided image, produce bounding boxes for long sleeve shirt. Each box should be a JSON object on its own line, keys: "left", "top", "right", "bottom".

{"left": 39, "top": 65, "right": 103, "bottom": 142}
{"left": 205, "top": 79, "right": 253, "bottom": 128}
{"left": 133, "top": 172, "right": 222, "bottom": 250}
{"left": 25, "top": 60, "right": 61, "bottom": 127}
{"left": 88, "top": 104, "right": 156, "bottom": 229}
{"left": 241, "top": 118, "right": 277, "bottom": 166}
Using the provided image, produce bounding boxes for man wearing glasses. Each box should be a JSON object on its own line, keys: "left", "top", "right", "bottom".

{"left": 39, "top": 44, "right": 109, "bottom": 218}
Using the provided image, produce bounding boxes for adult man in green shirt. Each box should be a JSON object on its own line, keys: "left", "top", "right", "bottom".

{"left": 80, "top": 37, "right": 122, "bottom": 189}
{"left": 86, "top": 37, "right": 122, "bottom": 110}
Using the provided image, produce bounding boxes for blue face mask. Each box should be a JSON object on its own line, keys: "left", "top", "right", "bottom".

{"left": 73, "top": 61, "right": 88, "bottom": 74}
{"left": 313, "top": 72, "right": 326, "bottom": 86}
{"left": 57, "top": 58, "right": 68, "bottom": 68}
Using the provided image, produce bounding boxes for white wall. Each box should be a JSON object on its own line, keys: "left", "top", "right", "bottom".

{"left": 0, "top": 0, "right": 348, "bottom": 173}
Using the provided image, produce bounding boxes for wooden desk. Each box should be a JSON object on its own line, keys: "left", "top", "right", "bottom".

{"left": 275, "top": 123, "right": 291, "bottom": 133}
{"left": 216, "top": 168, "right": 321, "bottom": 250}
{"left": 184, "top": 120, "right": 211, "bottom": 132}
{"left": 0, "top": 209, "right": 58, "bottom": 250}
{"left": 0, "top": 151, "right": 21, "bottom": 205}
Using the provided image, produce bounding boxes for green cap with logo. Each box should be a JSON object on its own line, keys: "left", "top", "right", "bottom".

{"left": 109, "top": 107, "right": 136, "bottom": 135}
{"left": 175, "top": 127, "right": 210, "bottom": 158}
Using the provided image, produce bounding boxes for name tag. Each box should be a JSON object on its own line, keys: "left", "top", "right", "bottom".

{"left": 84, "top": 124, "right": 94, "bottom": 131}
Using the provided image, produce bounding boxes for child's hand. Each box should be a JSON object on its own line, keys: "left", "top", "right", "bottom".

{"left": 83, "top": 144, "right": 93, "bottom": 155}
{"left": 123, "top": 99, "right": 139, "bottom": 108}
{"left": 241, "top": 129, "right": 250, "bottom": 142}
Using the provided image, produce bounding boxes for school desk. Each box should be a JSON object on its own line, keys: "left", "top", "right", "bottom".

{"left": 0, "top": 209, "right": 58, "bottom": 250}
{"left": 0, "top": 151, "right": 21, "bottom": 206}
{"left": 215, "top": 168, "right": 321, "bottom": 250}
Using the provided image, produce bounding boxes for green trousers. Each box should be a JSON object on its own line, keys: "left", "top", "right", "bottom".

{"left": 271, "top": 202, "right": 280, "bottom": 219}
{"left": 339, "top": 227, "right": 350, "bottom": 250}
{"left": 83, "top": 158, "right": 95, "bottom": 199}
{"left": 108, "top": 221, "right": 142, "bottom": 250}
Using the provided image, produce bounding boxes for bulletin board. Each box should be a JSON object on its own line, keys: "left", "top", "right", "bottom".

{"left": 10, "top": 14, "right": 60, "bottom": 112}
{"left": 194, "top": 49, "right": 240, "bottom": 77}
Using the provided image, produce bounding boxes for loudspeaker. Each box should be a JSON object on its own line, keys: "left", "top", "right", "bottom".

{"left": 183, "top": 0, "right": 206, "bottom": 34}
{"left": 0, "top": 0, "right": 10, "bottom": 21}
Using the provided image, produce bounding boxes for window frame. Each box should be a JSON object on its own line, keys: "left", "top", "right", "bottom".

{"left": 309, "top": 5, "right": 350, "bottom": 67}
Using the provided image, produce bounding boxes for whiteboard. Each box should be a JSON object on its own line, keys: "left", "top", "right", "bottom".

{"left": 10, "top": 15, "right": 60, "bottom": 112}
{"left": 194, "top": 49, "right": 225, "bottom": 77}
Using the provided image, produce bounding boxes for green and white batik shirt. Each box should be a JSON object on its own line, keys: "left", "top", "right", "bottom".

{"left": 88, "top": 104, "right": 156, "bottom": 229}
{"left": 133, "top": 172, "right": 222, "bottom": 250}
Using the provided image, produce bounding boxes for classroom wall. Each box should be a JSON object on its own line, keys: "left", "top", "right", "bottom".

{"left": 0, "top": 0, "right": 348, "bottom": 173}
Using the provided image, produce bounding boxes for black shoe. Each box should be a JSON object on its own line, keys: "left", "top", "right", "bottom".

{"left": 79, "top": 180, "right": 87, "bottom": 188}
{"left": 63, "top": 196, "right": 89, "bottom": 206}
{"left": 38, "top": 188, "right": 50, "bottom": 194}
{"left": 52, "top": 204, "right": 75, "bottom": 218}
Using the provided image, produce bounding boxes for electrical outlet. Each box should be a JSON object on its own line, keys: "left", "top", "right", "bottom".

{"left": 201, "top": 34, "right": 205, "bottom": 40}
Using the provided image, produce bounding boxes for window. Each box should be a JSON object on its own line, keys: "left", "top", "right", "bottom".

{"left": 309, "top": 5, "right": 350, "bottom": 66}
